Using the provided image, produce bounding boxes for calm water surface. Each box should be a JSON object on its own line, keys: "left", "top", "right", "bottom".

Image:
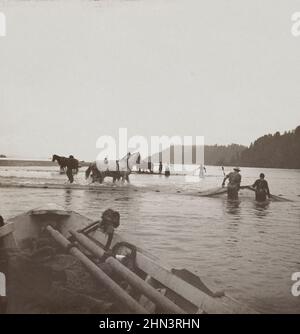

{"left": 0, "top": 165, "right": 299, "bottom": 313}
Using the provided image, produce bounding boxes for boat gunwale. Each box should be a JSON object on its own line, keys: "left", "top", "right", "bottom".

{"left": 0, "top": 206, "right": 258, "bottom": 314}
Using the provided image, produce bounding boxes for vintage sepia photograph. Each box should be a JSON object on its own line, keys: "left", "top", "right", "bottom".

{"left": 0, "top": 0, "right": 300, "bottom": 319}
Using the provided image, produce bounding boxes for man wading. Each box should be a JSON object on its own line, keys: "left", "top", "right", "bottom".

{"left": 222, "top": 167, "right": 241, "bottom": 200}
{"left": 252, "top": 173, "right": 271, "bottom": 202}
{"left": 66, "top": 155, "right": 77, "bottom": 183}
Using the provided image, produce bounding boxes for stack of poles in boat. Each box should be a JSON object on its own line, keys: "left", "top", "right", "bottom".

{"left": 46, "top": 225, "right": 186, "bottom": 314}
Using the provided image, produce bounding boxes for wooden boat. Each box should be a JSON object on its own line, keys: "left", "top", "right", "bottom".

{"left": 0, "top": 204, "right": 257, "bottom": 314}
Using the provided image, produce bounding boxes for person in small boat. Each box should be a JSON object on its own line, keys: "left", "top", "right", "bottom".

{"left": 222, "top": 167, "right": 241, "bottom": 199}
{"left": 252, "top": 173, "right": 271, "bottom": 202}
{"left": 159, "top": 161, "right": 163, "bottom": 174}
{"left": 98, "top": 209, "right": 120, "bottom": 251}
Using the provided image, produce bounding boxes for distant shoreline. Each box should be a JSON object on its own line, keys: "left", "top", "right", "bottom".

{"left": 0, "top": 159, "right": 91, "bottom": 167}
{"left": 0, "top": 158, "right": 299, "bottom": 170}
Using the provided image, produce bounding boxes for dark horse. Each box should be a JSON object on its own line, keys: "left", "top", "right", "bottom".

{"left": 52, "top": 154, "right": 79, "bottom": 174}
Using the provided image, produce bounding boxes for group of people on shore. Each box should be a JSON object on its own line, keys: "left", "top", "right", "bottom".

{"left": 222, "top": 167, "right": 270, "bottom": 202}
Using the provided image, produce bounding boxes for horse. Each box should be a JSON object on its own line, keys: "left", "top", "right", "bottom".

{"left": 52, "top": 154, "right": 79, "bottom": 174}
{"left": 85, "top": 152, "right": 140, "bottom": 184}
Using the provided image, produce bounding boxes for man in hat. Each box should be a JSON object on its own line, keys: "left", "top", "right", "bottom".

{"left": 222, "top": 167, "right": 242, "bottom": 199}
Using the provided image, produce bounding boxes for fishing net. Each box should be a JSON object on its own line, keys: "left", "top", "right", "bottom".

{"left": 0, "top": 236, "right": 126, "bottom": 314}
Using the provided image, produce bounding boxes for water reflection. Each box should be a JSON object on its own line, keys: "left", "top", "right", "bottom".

{"left": 226, "top": 199, "right": 242, "bottom": 216}
{"left": 1, "top": 165, "right": 300, "bottom": 313}
{"left": 253, "top": 201, "right": 270, "bottom": 219}
{"left": 64, "top": 189, "right": 73, "bottom": 207}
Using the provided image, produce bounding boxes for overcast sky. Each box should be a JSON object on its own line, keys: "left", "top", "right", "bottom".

{"left": 0, "top": 0, "right": 299, "bottom": 160}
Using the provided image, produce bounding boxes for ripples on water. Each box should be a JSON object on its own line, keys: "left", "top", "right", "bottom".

{"left": 0, "top": 165, "right": 300, "bottom": 313}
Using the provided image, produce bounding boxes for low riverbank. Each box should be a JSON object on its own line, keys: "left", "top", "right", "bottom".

{"left": 0, "top": 159, "right": 90, "bottom": 167}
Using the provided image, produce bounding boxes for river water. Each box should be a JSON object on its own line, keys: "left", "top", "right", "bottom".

{"left": 1, "top": 0, "right": 300, "bottom": 314}
{"left": 0, "top": 165, "right": 299, "bottom": 313}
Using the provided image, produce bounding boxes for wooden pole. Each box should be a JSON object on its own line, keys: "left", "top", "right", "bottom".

{"left": 69, "top": 230, "right": 186, "bottom": 314}
{"left": 46, "top": 226, "right": 148, "bottom": 314}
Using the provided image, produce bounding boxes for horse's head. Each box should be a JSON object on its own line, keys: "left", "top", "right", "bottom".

{"left": 117, "top": 152, "right": 140, "bottom": 171}
{"left": 52, "top": 154, "right": 57, "bottom": 162}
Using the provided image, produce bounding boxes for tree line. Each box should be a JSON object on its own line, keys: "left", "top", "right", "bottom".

{"left": 239, "top": 126, "right": 300, "bottom": 169}
{"left": 150, "top": 125, "right": 300, "bottom": 169}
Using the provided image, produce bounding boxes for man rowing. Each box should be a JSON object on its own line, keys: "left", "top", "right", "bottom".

{"left": 251, "top": 173, "right": 271, "bottom": 202}
{"left": 222, "top": 167, "right": 241, "bottom": 200}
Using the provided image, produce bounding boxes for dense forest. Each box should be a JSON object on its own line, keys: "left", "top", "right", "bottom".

{"left": 239, "top": 126, "right": 300, "bottom": 169}
{"left": 150, "top": 126, "right": 300, "bottom": 169}
{"left": 149, "top": 144, "right": 246, "bottom": 166}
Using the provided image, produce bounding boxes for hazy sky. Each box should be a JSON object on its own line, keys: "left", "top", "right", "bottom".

{"left": 0, "top": 0, "right": 299, "bottom": 160}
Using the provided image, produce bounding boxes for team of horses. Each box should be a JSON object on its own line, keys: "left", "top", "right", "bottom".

{"left": 52, "top": 152, "right": 141, "bottom": 184}
{"left": 85, "top": 152, "right": 140, "bottom": 183}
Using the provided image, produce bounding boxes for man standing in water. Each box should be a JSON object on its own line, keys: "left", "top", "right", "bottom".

{"left": 252, "top": 173, "right": 271, "bottom": 202}
{"left": 199, "top": 164, "right": 206, "bottom": 178}
{"left": 159, "top": 161, "right": 163, "bottom": 174}
{"left": 222, "top": 167, "right": 241, "bottom": 199}
{"left": 66, "top": 155, "right": 77, "bottom": 184}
